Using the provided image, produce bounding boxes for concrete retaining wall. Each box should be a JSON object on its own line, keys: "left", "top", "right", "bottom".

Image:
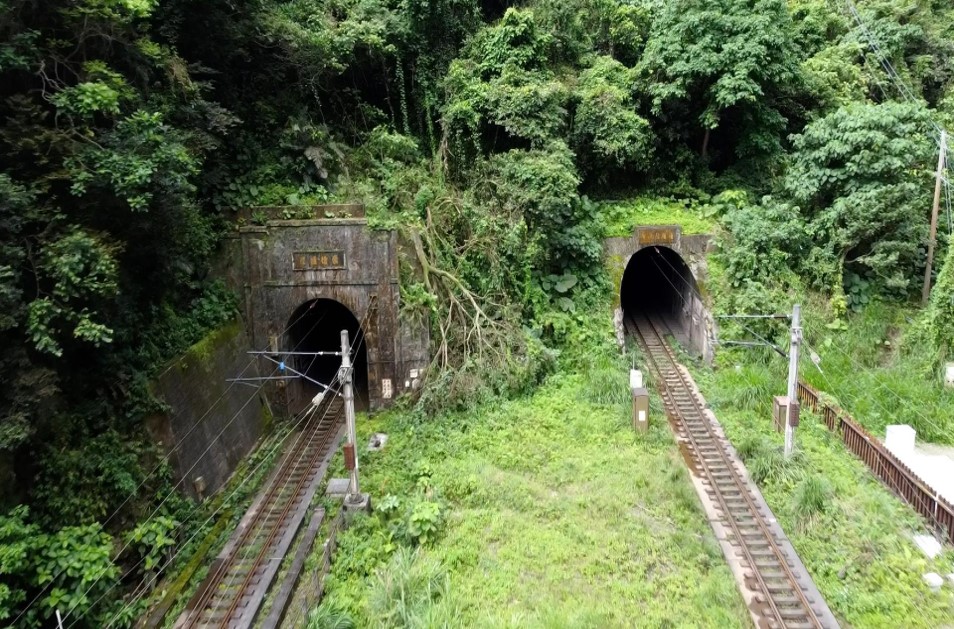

{"left": 147, "top": 321, "right": 268, "bottom": 500}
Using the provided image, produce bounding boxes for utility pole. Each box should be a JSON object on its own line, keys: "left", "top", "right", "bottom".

{"left": 923, "top": 129, "right": 947, "bottom": 304}
{"left": 340, "top": 329, "right": 360, "bottom": 501}
{"left": 784, "top": 304, "right": 801, "bottom": 459}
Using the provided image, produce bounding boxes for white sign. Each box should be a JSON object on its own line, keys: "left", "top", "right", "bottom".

{"left": 382, "top": 378, "right": 393, "bottom": 399}
{"left": 630, "top": 369, "right": 643, "bottom": 389}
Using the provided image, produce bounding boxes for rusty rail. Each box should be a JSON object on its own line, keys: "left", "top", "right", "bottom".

{"left": 279, "top": 510, "right": 347, "bottom": 627}
{"left": 796, "top": 381, "right": 954, "bottom": 546}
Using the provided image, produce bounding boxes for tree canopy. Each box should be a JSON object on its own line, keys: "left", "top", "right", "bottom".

{"left": 4, "top": 0, "right": 954, "bottom": 624}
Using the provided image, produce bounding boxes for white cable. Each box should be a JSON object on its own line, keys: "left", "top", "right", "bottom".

{"left": 82, "top": 306, "right": 372, "bottom": 626}
{"left": 57, "top": 304, "right": 339, "bottom": 624}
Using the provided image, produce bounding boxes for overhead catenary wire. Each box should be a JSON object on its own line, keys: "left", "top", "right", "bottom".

{"left": 797, "top": 337, "right": 954, "bottom": 529}
{"left": 182, "top": 311, "right": 372, "bottom": 627}
{"left": 57, "top": 303, "right": 343, "bottom": 625}
{"left": 799, "top": 332, "right": 951, "bottom": 441}
{"left": 91, "top": 306, "right": 368, "bottom": 629}
{"left": 82, "top": 302, "right": 374, "bottom": 627}
{"left": 94, "top": 398, "right": 333, "bottom": 629}
{"left": 10, "top": 299, "right": 338, "bottom": 626}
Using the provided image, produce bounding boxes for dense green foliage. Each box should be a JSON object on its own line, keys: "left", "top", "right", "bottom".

{"left": 4, "top": 0, "right": 954, "bottom": 624}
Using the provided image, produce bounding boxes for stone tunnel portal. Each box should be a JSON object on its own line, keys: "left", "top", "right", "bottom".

{"left": 621, "top": 246, "right": 708, "bottom": 357}
{"left": 287, "top": 298, "right": 369, "bottom": 411}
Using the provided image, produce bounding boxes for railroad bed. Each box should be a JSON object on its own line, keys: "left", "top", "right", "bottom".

{"left": 628, "top": 313, "right": 839, "bottom": 629}
{"left": 176, "top": 397, "right": 344, "bottom": 629}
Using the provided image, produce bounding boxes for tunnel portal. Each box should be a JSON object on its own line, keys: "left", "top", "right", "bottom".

{"left": 287, "top": 298, "right": 369, "bottom": 411}
{"left": 621, "top": 246, "right": 707, "bottom": 356}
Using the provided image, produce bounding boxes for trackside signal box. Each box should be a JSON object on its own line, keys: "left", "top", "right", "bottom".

{"left": 633, "top": 387, "right": 650, "bottom": 433}
{"left": 772, "top": 395, "right": 800, "bottom": 432}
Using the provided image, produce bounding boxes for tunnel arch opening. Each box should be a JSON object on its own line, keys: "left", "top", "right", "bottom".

{"left": 287, "top": 298, "right": 369, "bottom": 411}
{"left": 621, "top": 246, "right": 705, "bottom": 354}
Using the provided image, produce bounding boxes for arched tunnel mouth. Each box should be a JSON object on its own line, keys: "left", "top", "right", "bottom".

{"left": 621, "top": 246, "right": 703, "bottom": 353}
{"left": 287, "top": 298, "right": 369, "bottom": 411}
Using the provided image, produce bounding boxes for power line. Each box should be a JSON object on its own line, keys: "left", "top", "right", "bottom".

{"left": 11, "top": 300, "right": 335, "bottom": 626}
{"left": 81, "top": 303, "right": 375, "bottom": 626}
{"left": 53, "top": 305, "right": 340, "bottom": 625}
{"left": 93, "top": 399, "right": 332, "bottom": 629}
{"left": 801, "top": 333, "right": 951, "bottom": 440}
{"left": 178, "top": 307, "right": 374, "bottom": 628}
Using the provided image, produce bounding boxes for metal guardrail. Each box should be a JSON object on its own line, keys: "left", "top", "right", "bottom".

{"left": 797, "top": 381, "right": 954, "bottom": 546}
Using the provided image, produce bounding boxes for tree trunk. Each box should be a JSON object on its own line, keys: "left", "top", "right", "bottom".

{"left": 701, "top": 127, "right": 710, "bottom": 160}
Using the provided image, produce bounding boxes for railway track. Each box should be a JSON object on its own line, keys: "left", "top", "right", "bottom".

{"left": 179, "top": 397, "right": 344, "bottom": 629}
{"left": 627, "top": 313, "right": 836, "bottom": 629}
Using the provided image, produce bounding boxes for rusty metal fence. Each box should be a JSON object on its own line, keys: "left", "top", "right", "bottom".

{"left": 280, "top": 510, "right": 347, "bottom": 627}
{"left": 796, "top": 380, "right": 954, "bottom": 546}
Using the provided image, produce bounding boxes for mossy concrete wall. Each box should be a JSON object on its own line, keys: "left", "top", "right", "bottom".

{"left": 148, "top": 321, "right": 268, "bottom": 500}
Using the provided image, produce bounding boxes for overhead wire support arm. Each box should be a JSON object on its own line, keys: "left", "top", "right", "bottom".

{"left": 256, "top": 353, "right": 338, "bottom": 394}
{"left": 225, "top": 375, "right": 300, "bottom": 388}
{"left": 246, "top": 350, "right": 343, "bottom": 357}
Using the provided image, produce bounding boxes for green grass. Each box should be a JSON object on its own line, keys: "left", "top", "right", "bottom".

{"left": 798, "top": 297, "right": 954, "bottom": 444}
{"left": 601, "top": 197, "right": 717, "bottom": 238}
{"left": 314, "top": 353, "right": 750, "bottom": 627}
{"left": 692, "top": 354, "right": 954, "bottom": 628}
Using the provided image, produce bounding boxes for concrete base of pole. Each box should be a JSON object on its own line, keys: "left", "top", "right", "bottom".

{"left": 343, "top": 493, "right": 371, "bottom": 523}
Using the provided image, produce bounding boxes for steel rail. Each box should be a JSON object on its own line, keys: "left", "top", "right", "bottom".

{"left": 628, "top": 313, "right": 825, "bottom": 629}
{"left": 183, "top": 397, "right": 343, "bottom": 628}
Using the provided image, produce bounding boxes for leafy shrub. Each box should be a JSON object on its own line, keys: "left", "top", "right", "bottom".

{"left": 31, "top": 430, "right": 143, "bottom": 526}
{"left": 404, "top": 500, "right": 443, "bottom": 546}
{"left": 124, "top": 515, "right": 177, "bottom": 574}
{"left": 0, "top": 506, "right": 121, "bottom": 627}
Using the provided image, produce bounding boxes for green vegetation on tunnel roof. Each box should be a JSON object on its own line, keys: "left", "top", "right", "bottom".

{"left": 600, "top": 196, "right": 720, "bottom": 238}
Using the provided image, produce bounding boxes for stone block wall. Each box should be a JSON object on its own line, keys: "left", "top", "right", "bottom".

{"left": 238, "top": 217, "right": 429, "bottom": 412}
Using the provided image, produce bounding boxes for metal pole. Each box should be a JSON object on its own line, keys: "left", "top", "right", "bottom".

{"left": 340, "top": 329, "right": 359, "bottom": 498}
{"left": 923, "top": 129, "right": 947, "bottom": 303}
{"left": 784, "top": 304, "right": 801, "bottom": 458}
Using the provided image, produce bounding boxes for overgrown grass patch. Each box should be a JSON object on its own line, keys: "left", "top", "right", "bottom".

{"left": 601, "top": 197, "right": 717, "bottom": 237}
{"left": 694, "top": 356, "right": 954, "bottom": 628}
{"left": 314, "top": 361, "right": 750, "bottom": 627}
{"left": 799, "top": 298, "right": 954, "bottom": 444}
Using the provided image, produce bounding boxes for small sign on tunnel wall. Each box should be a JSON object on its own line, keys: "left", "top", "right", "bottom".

{"left": 637, "top": 226, "right": 680, "bottom": 247}
{"left": 292, "top": 251, "right": 346, "bottom": 270}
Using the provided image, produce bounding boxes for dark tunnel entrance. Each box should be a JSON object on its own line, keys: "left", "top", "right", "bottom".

{"left": 621, "top": 246, "right": 706, "bottom": 355}
{"left": 287, "top": 299, "right": 369, "bottom": 411}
